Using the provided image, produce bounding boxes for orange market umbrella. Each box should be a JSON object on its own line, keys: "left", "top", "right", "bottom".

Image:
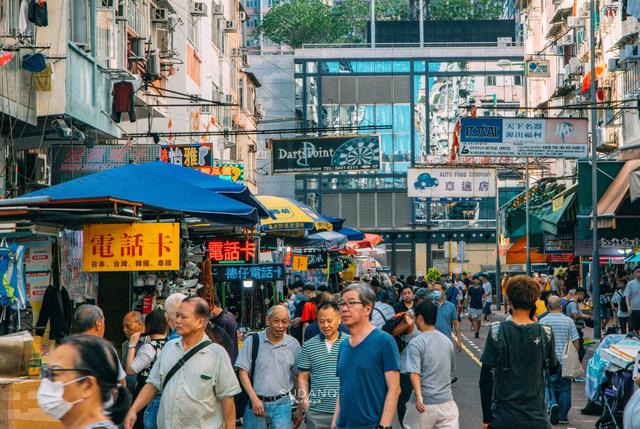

{"left": 347, "top": 233, "right": 384, "bottom": 250}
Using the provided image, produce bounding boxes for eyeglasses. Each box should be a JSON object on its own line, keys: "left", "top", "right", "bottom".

{"left": 338, "top": 300, "right": 364, "bottom": 308}
{"left": 40, "top": 366, "right": 89, "bottom": 381}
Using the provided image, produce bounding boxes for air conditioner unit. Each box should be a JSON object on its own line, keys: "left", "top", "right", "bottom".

{"left": 129, "top": 37, "right": 146, "bottom": 60}
{"left": 216, "top": 90, "right": 225, "bottom": 101}
{"left": 248, "top": 143, "right": 257, "bottom": 153}
{"left": 146, "top": 50, "right": 161, "bottom": 79}
{"left": 191, "top": 1, "right": 208, "bottom": 16}
{"left": 201, "top": 105, "right": 213, "bottom": 114}
{"left": 566, "top": 16, "right": 583, "bottom": 28}
{"left": 556, "top": 72, "right": 567, "bottom": 88}
{"left": 609, "top": 57, "right": 622, "bottom": 71}
{"left": 621, "top": 45, "right": 640, "bottom": 62}
{"left": 231, "top": 48, "right": 244, "bottom": 57}
{"left": 224, "top": 139, "right": 236, "bottom": 149}
{"left": 255, "top": 150, "right": 267, "bottom": 160}
{"left": 152, "top": 8, "right": 169, "bottom": 23}
{"left": 26, "top": 153, "right": 50, "bottom": 186}
{"left": 554, "top": 44, "right": 565, "bottom": 55}
{"left": 224, "top": 20, "right": 237, "bottom": 32}
{"left": 255, "top": 104, "right": 265, "bottom": 118}
{"left": 559, "top": 33, "right": 574, "bottom": 46}
{"left": 224, "top": 94, "right": 234, "bottom": 103}
{"left": 238, "top": 11, "right": 247, "bottom": 21}
{"left": 213, "top": 4, "right": 224, "bottom": 14}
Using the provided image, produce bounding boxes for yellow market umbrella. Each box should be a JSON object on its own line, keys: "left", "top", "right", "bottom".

{"left": 257, "top": 195, "right": 332, "bottom": 232}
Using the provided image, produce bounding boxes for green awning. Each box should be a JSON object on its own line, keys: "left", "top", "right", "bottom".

{"left": 536, "top": 186, "right": 578, "bottom": 235}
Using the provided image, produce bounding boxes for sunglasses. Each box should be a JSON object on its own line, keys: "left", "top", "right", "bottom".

{"left": 40, "top": 366, "right": 90, "bottom": 381}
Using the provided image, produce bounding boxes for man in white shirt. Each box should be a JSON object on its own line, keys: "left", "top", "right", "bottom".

{"left": 481, "top": 274, "right": 493, "bottom": 323}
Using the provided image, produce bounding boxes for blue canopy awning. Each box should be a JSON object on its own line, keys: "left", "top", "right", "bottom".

{"left": 338, "top": 226, "right": 365, "bottom": 241}
{"left": 136, "top": 162, "right": 268, "bottom": 217}
{"left": 23, "top": 163, "right": 259, "bottom": 225}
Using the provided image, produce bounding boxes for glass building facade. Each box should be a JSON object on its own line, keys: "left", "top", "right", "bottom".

{"left": 293, "top": 55, "right": 524, "bottom": 274}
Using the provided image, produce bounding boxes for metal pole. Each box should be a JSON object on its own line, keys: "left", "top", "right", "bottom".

{"left": 523, "top": 64, "right": 531, "bottom": 276}
{"left": 589, "top": 0, "right": 601, "bottom": 339}
{"left": 495, "top": 172, "right": 502, "bottom": 310}
{"left": 449, "top": 240, "right": 453, "bottom": 279}
{"left": 419, "top": 0, "right": 424, "bottom": 47}
{"left": 371, "top": 0, "right": 376, "bottom": 48}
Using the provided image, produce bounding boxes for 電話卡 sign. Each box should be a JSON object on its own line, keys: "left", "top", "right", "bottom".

{"left": 459, "top": 117, "right": 588, "bottom": 158}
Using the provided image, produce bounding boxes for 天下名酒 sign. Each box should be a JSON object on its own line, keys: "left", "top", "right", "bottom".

{"left": 83, "top": 223, "right": 180, "bottom": 271}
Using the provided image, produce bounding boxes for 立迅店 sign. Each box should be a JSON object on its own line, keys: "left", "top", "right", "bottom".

{"left": 207, "top": 238, "right": 256, "bottom": 264}
{"left": 83, "top": 223, "right": 180, "bottom": 272}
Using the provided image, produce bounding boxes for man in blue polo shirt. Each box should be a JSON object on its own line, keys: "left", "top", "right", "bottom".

{"left": 297, "top": 301, "right": 348, "bottom": 429}
{"left": 332, "top": 283, "right": 400, "bottom": 429}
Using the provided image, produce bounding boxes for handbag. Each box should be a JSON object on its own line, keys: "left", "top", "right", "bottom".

{"left": 561, "top": 326, "right": 583, "bottom": 378}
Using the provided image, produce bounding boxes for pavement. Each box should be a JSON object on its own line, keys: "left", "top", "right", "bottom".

{"left": 454, "top": 309, "right": 599, "bottom": 429}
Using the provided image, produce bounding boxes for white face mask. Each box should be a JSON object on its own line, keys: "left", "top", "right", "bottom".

{"left": 37, "top": 376, "right": 87, "bottom": 420}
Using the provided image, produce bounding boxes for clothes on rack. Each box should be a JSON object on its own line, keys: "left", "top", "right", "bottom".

{"left": 18, "top": 0, "right": 30, "bottom": 34}
{"left": 111, "top": 81, "right": 137, "bottom": 123}
{"left": 28, "top": 0, "right": 47, "bottom": 27}
{"left": 35, "top": 284, "right": 71, "bottom": 343}
{"left": 34, "top": 62, "right": 53, "bottom": 91}
{"left": 22, "top": 52, "right": 46, "bottom": 72}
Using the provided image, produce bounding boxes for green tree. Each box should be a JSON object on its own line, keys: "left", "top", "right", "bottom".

{"left": 333, "top": 0, "right": 412, "bottom": 43}
{"left": 428, "top": 0, "right": 504, "bottom": 20}
{"left": 259, "top": 0, "right": 342, "bottom": 48}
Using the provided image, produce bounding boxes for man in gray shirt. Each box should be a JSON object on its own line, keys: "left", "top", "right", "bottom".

{"left": 403, "top": 300, "right": 458, "bottom": 429}
{"left": 236, "top": 305, "right": 302, "bottom": 429}
{"left": 625, "top": 267, "right": 640, "bottom": 335}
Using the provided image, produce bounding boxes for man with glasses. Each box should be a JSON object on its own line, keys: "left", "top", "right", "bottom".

{"left": 331, "top": 283, "right": 401, "bottom": 429}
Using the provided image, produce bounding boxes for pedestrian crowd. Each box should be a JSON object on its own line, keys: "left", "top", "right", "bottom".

{"left": 34, "top": 266, "right": 640, "bottom": 429}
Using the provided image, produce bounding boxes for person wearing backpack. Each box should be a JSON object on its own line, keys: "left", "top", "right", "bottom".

{"left": 124, "top": 297, "right": 240, "bottom": 429}
{"left": 479, "top": 275, "right": 559, "bottom": 429}
{"left": 613, "top": 277, "right": 630, "bottom": 334}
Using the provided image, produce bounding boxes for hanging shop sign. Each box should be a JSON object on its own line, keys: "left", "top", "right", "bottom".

{"left": 526, "top": 60, "right": 550, "bottom": 77}
{"left": 83, "top": 223, "right": 180, "bottom": 272}
{"left": 160, "top": 144, "right": 213, "bottom": 168}
{"left": 212, "top": 263, "right": 286, "bottom": 281}
{"left": 60, "top": 230, "right": 99, "bottom": 302}
{"left": 271, "top": 135, "right": 381, "bottom": 174}
{"left": 292, "top": 255, "right": 309, "bottom": 271}
{"left": 407, "top": 168, "right": 496, "bottom": 200}
{"left": 207, "top": 238, "right": 256, "bottom": 264}
{"left": 13, "top": 236, "right": 53, "bottom": 302}
{"left": 548, "top": 254, "right": 575, "bottom": 263}
{"left": 458, "top": 117, "right": 588, "bottom": 158}
{"left": 198, "top": 163, "right": 244, "bottom": 182}
{"left": 543, "top": 231, "right": 575, "bottom": 254}
{"left": 293, "top": 248, "right": 328, "bottom": 269}
{"left": 52, "top": 145, "right": 159, "bottom": 184}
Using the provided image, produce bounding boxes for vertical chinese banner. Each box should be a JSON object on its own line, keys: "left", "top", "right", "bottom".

{"left": 83, "top": 223, "right": 180, "bottom": 272}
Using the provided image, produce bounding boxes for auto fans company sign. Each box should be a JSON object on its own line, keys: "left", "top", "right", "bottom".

{"left": 459, "top": 117, "right": 588, "bottom": 158}
{"left": 407, "top": 168, "right": 496, "bottom": 200}
{"left": 271, "top": 135, "right": 381, "bottom": 174}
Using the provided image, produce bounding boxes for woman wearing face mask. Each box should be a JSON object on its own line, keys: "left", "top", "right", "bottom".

{"left": 38, "top": 334, "right": 131, "bottom": 429}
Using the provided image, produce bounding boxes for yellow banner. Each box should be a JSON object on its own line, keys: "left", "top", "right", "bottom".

{"left": 292, "top": 255, "right": 308, "bottom": 271}
{"left": 83, "top": 223, "right": 180, "bottom": 272}
{"left": 552, "top": 196, "right": 564, "bottom": 212}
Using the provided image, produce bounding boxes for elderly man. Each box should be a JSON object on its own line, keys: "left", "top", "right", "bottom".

{"left": 540, "top": 295, "right": 579, "bottom": 425}
{"left": 297, "top": 301, "right": 348, "bottom": 429}
{"left": 165, "top": 292, "right": 187, "bottom": 340}
{"left": 332, "top": 283, "right": 400, "bottom": 429}
{"left": 236, "top": 305, "right": 302, "bottom": 429}
{"left": 125, "top": 297, "right": 240, "bottom": 429}
{"left": 73, "top": 304, "right": 126, "bottom": 385}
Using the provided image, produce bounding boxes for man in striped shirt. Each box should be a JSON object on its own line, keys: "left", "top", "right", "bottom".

{"left": 297, "top": 301, "right": 348, "bottom": 429}
{"left": 540, "top": 295, "right": 580, "bottom": 425}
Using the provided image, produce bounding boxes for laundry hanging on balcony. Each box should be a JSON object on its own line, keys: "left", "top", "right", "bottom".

{"left": 28, "top": 0, "right": 48, "bottom": 27}
{"left": 111, "top": 81, "right": 137, "bottom": 123}
{"left": 22, "top": 52, "right": 46, "bottom": 72}
{"left": 34, "top": 63, "right": 53, "bottom": 91}
{"left": 580, "top": 64, "right": 605, "bottom": 94}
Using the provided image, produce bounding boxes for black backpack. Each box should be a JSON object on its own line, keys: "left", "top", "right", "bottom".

{"left": 380, "top": 311, "right": 410, "bottom": 352}
{"left": 617, "top": 291, "right": 629, "bottom": 313}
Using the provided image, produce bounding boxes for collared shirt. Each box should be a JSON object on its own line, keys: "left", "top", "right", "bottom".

{"left": 146, "top": 335, "right": 241, "bottom": 429}
{"left": 297, "top": 331, "right": 348, "bottom": 413}
{"left": 540, "top": 312, "right": 579, "bottom": 362}
{"left": 235, "top": 330, "right": 301, "bottom": 397}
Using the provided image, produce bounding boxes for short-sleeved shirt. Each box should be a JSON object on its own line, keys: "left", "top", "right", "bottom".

{"left": 613, "top": 290, "right": 630, "bottom": 318}
{"left": 539, "top": 312, "right": 579, "bottom": 362}
{"left": 234, "top": 330, "right": 300, "bottom": 397}
{"left": 565, "top": 300, "right": 584, "bottom": 329}
{"left": 336, "top": 329, "right": 400, "bottom": 429}
{"left": 435, "top": 300, "right": 458, "bottom": 340}
{"left": 467, "top": 286, "right": 484, "bottom": 309}
{"left": 399, "top": 325, "right": 421, "bottom": 373}
{"left": 146, "top": 335, "right": 241, "bottom": 429}
{"left": 483, "top": 282, "right": 493, "bottom": 303}
{"left": 211, "top": 310, "right": 239, "bottom": 363}
{"left": 371, "top": 303, "right": 395, "bottom": 329}
{"left": 405, "top": 330, "right": 455, "bottom": 405}
{"left": 481, "top": 322, "right": 558, "bottom": 429}
{"left": 301, "top": 301, "right": 317, "bottom": 323}
{"left": 297, "top": 332, "right": 349, "bottom": 413}
{"left": 624, "top": 279, "right": 640, "bottom": 311}
{"left": 304, "top": 322, "right": 349, "bottom": 342}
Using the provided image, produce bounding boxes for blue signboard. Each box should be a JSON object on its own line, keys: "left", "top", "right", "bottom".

{"left": 460, "top": 118, "right": 503, "bottom": 143}
{"left": 212, "top": 264, "right": 285, "bottom": 281}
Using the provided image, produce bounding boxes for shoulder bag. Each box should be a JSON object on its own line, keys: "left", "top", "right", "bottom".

{"left": 162, "top": 340, "right": 212, "bottom": 390}
{"left": 561, "top": 326, "right": 583, "bottom": 378}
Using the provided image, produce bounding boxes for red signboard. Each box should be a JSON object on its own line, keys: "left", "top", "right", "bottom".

{"left": 207, "top": 239, "right": 256, "bottom": 264}
{"left": 548, "top": 254, "right": 575, "bottom": 263}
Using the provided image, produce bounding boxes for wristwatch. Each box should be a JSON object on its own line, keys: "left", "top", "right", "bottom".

{"left": 375, "top": 426, "right": 391, "bottom": 429}
{"left": 128, "top": 343, "right": 136, "bottom": 349}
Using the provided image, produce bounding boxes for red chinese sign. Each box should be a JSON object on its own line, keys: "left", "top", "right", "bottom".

{"left": 83, "top": 223, "right": 180, "bottom": 272}
{"left": 207, "top": 238, "right": 256, "bottom": 264}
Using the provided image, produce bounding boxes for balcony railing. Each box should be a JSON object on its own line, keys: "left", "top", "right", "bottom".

{"left": 413, "top": 219, "right": 498, "bottom": 230}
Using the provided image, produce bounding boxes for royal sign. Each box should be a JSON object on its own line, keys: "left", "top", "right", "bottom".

{"left": 207, "top": 238, "right": 256, "bottom": 264}
{"left": 83, "top": 223, "right": 180, "bottom": 272}
{"left": 212, "top": 263, "right": 286, "bottom": 281}
{"left": 407, "top": 168, "right": 496, "bottom": 200}
{"left": 459, "top": 117, "right": 588, "bottom": 158}
{"left": 271, "top": 135, "right": 381, "bottom": 174}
